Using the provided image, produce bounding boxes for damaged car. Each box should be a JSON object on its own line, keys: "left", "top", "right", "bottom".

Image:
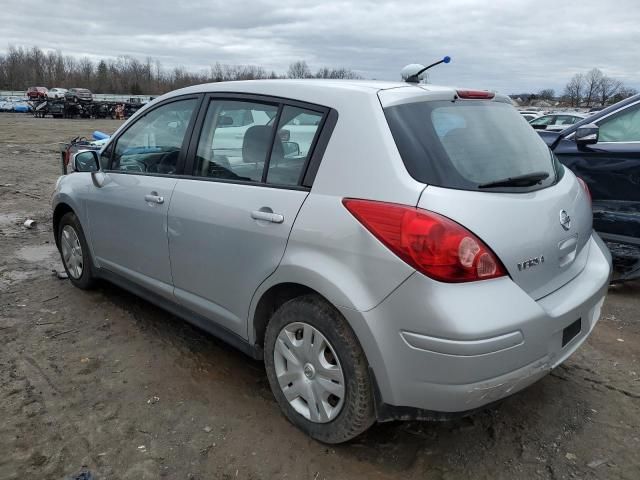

{"left": 539, "top": 94, "right": 640, "bottom": 281}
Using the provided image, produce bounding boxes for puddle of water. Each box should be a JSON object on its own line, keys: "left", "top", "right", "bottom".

{"left": 0, "top": 213, "right": 21, "bottom": 227}
{"left": 16, "top": 244, "right": 58, "bottom": 263}
{"left": 2, "top": 269, "right": 36, "bottom": 283}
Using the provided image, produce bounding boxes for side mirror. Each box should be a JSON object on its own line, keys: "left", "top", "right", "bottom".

{"left": 282, "top": 141, "right": 300, "bottom": 157}
{"left": 575, "top": 123, "right": 599, "bottom": 147}
{"left": 531, "top": 124, "right": 547, "bottom": 130}
{"left": 73, "top": 150, "right": 100, "bottom": 172}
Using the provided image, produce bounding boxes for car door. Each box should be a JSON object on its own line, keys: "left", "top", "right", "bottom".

{"left": 554, "top": 101, "right": 640, "bottom": 242}
{"left": 86, "top": 96, "right": 200, "bottom": 299}
{"left": 168, "top": 96, "right": 328, "bottom": 337}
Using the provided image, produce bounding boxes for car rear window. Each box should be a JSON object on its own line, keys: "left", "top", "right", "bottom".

{"left": 384, "top": 100, "right": 559, "bottom": 192}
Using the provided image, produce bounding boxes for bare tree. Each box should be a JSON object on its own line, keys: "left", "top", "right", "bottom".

{"left": 537, "top": 88, "right": 555, "bottom": 101}
{"left": 610, "top": 86, "right": 639, "bottom": 104}
{"left": 287, "top": 60, "right": 312, "bottom": 79}
{"left": 598, "top": 76, "right": 623, "bottom": 106}
{"left": 78, "top": 57, "right": 94, "bottom": 85}
{"left": 0, "top": 44, "right": 363, "bottom": 94}
{"left": 564, "top": 73, "right": 585, "bottom": 107}
{"left": 315, "top": 66, "right": 361, "bottom": 79}
{"left": 583, "top": 68, "right": 604, "bottom": 107}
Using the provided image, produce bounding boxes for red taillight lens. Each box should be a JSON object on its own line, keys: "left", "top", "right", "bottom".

{"left": 576, "top": 177, "right": 592, "bottom": 205}
{"left": 343, "top": 199, "right": 507, "bottom": 283}
{"left": 456, "top": 89, "right": 495, "bottom": 100}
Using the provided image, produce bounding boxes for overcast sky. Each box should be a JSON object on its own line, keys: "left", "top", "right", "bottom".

{"left": 3, "top": 0, "right": 639, "bottom": 93}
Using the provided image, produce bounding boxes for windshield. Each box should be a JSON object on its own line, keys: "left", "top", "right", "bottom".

{"left": 384, "top": 100, "right": 559, "bottom": 192}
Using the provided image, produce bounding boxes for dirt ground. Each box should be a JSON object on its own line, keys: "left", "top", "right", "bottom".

{"left": 0, "top": 114, "right": 638, "bottom": 480}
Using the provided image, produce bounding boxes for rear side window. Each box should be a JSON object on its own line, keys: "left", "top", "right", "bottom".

{"left": 194, "top": 100, "right": 278, "bottom": 182}
{"left": 193, "top": 99, "right": 327, "bottom": 187}
{"left": 384, "top": 101, "right": 558, "bottom": 192}
{"left": 266, "top": 106, "right": 323, "bottom": 186}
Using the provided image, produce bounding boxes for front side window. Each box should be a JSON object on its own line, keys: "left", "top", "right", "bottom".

{"left": 111, "top": 98, "right": 197, "bottom": 174}
{"left": 598, "top": 103, "right": 640, "bottom": 142}
{"left": 194, "top": 100, "right": 278, "bottom": 182}
{"left": 530, "top": 115, "right": 555, "bottom": 126}
{"left": 555, "top": 115, "right": 579, "bottom": 126}
{"left": 266, "top": 106, "right": 323, "bottom": 186}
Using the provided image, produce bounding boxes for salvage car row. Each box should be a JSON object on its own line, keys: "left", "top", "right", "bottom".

{"left": 27, "top": 86, "right": 94, "bottom": 102}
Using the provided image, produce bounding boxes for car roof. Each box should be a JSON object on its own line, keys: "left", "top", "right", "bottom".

{"left": 171, "top": 79, "right": 446, "bottom": 94}
{"left": 147, "top": 79, "right": 507, "bottom": 114}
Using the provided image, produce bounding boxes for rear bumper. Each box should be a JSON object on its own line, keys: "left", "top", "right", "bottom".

{"left": 340, "top": 233, "right": 612, "bottom": 416}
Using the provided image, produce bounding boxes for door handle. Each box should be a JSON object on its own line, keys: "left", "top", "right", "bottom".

{"left": 145, "top": 192, "right": 164, "bottom": 204}
{"left": 251, "top": 210, "right": 284, "bottom": 224}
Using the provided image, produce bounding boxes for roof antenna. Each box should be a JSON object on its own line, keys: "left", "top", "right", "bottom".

{"left": 402, "top": 56, "right": 451, "bottom": 83}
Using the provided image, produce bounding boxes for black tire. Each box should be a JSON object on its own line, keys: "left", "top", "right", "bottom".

{"left": 264, "top": 294, "right": 375, "bottom": 444}
{"left": 57, "top": 212, "right": 96, "bottom": 289}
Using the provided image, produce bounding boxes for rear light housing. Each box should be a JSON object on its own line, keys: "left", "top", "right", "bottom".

{"left": 576, "top": 177, "right": 592, "bottom": 205}
{"left": 343, "top": 199, "right": 507, "bottom": 283}
{"left": 456, "top": 89, "right": 495, "bottom": 100}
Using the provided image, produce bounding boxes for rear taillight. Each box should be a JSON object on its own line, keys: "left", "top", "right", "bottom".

{"left": 343, "top": 199, "right": 507, "bottom": 283}
{"left": 456, "top": 89, "right": 495, "bottom": 100}
{"left": 576, "top": 177, "right": 592, "bottom": 205}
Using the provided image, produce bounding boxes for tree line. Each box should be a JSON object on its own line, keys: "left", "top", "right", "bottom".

{"left": 562, "top": 68, "right": 637, "bottom": 107}
{"left": 509, "top": 69, "right": 636, "bottom": 108}
{"left": 0, "top": 46, "right": 360, "bottom": 95}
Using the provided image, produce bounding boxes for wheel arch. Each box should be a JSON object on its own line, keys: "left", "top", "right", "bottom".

{"left": 52, "top": 202, "right": 75, "bottom": 250}
{"left": 251, "top": 282, "right": 320, "bottom": 351}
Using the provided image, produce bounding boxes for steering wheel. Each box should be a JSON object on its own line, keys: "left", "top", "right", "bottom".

{"left": 120, "top": 158, "right": 146, "bottom": 172}
{"left": 156, "top": 150, "right": 179, "bottom": 174}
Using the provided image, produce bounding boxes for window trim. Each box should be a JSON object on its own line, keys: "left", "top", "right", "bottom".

{"left": 184, "top": 92, "right": 334, "bottom": 189}
{"left": 103, "top": 93, "right": 204, "bottom": 176}
{"left": 262, "top": 104, "right": 284, "bottom": 183}
{"left": 302, "top": 108, "right": 338, "bottom": 187}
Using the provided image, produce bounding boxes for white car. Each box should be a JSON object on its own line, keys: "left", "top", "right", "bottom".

{"left": 47, "top": 88, "right": 68, "bottom": 99}
{"left": 529, "top": 113, "right": 587, "bottom": 132}
{"left": 520, "top": 113, "right": 539, "bottom": 122}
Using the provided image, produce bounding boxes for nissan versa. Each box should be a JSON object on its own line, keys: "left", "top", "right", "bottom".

{"left": 52, "top": 79, "right": 612, "bottom": 443}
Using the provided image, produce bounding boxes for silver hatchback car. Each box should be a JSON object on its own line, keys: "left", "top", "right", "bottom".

{"left": 53, "top": 79, "right": 612, "bottom": 443}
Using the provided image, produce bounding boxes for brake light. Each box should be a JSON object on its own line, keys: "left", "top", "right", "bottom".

{"left": 456, "top": 89, "right": 495, "bottom": 100}
{"left": 576, "top": 177, "right": 592, "bottom": 205}
{"left": 343, "top": 199, "right": 507, "bottom": 283}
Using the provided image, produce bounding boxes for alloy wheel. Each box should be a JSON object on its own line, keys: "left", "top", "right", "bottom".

{"left": 60, "top": 225, "right": 84, "bottom": 279}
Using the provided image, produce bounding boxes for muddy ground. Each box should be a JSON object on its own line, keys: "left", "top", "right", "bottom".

{"left": 0, "top": 113, "right": 638, "bottom": 480}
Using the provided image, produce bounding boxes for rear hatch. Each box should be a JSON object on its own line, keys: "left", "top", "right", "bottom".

{"left": 380, "top": 90, "right": 592, "bottom": 300}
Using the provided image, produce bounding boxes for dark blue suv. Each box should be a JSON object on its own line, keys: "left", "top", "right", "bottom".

{"left": 539, "top": 94, "right": 640, "bottom": 281}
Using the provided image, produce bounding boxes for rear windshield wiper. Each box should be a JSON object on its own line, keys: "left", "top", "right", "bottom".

{"left": 478, "top": 171, "right": 550, "bottom": 189}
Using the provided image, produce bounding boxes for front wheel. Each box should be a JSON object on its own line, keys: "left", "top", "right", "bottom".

{"left": 264, "top": 294, "right": 375, "bottom": 444}
{"left": 58, "top": 212, "right": 96, "bottom": 289}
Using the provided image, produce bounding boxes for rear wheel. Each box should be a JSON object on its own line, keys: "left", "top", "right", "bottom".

{"left": 58, "top": 212, "right": 96, "bottom": 289}
{"left": 264, "top": 294, "right": 375, "bottom": 443}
